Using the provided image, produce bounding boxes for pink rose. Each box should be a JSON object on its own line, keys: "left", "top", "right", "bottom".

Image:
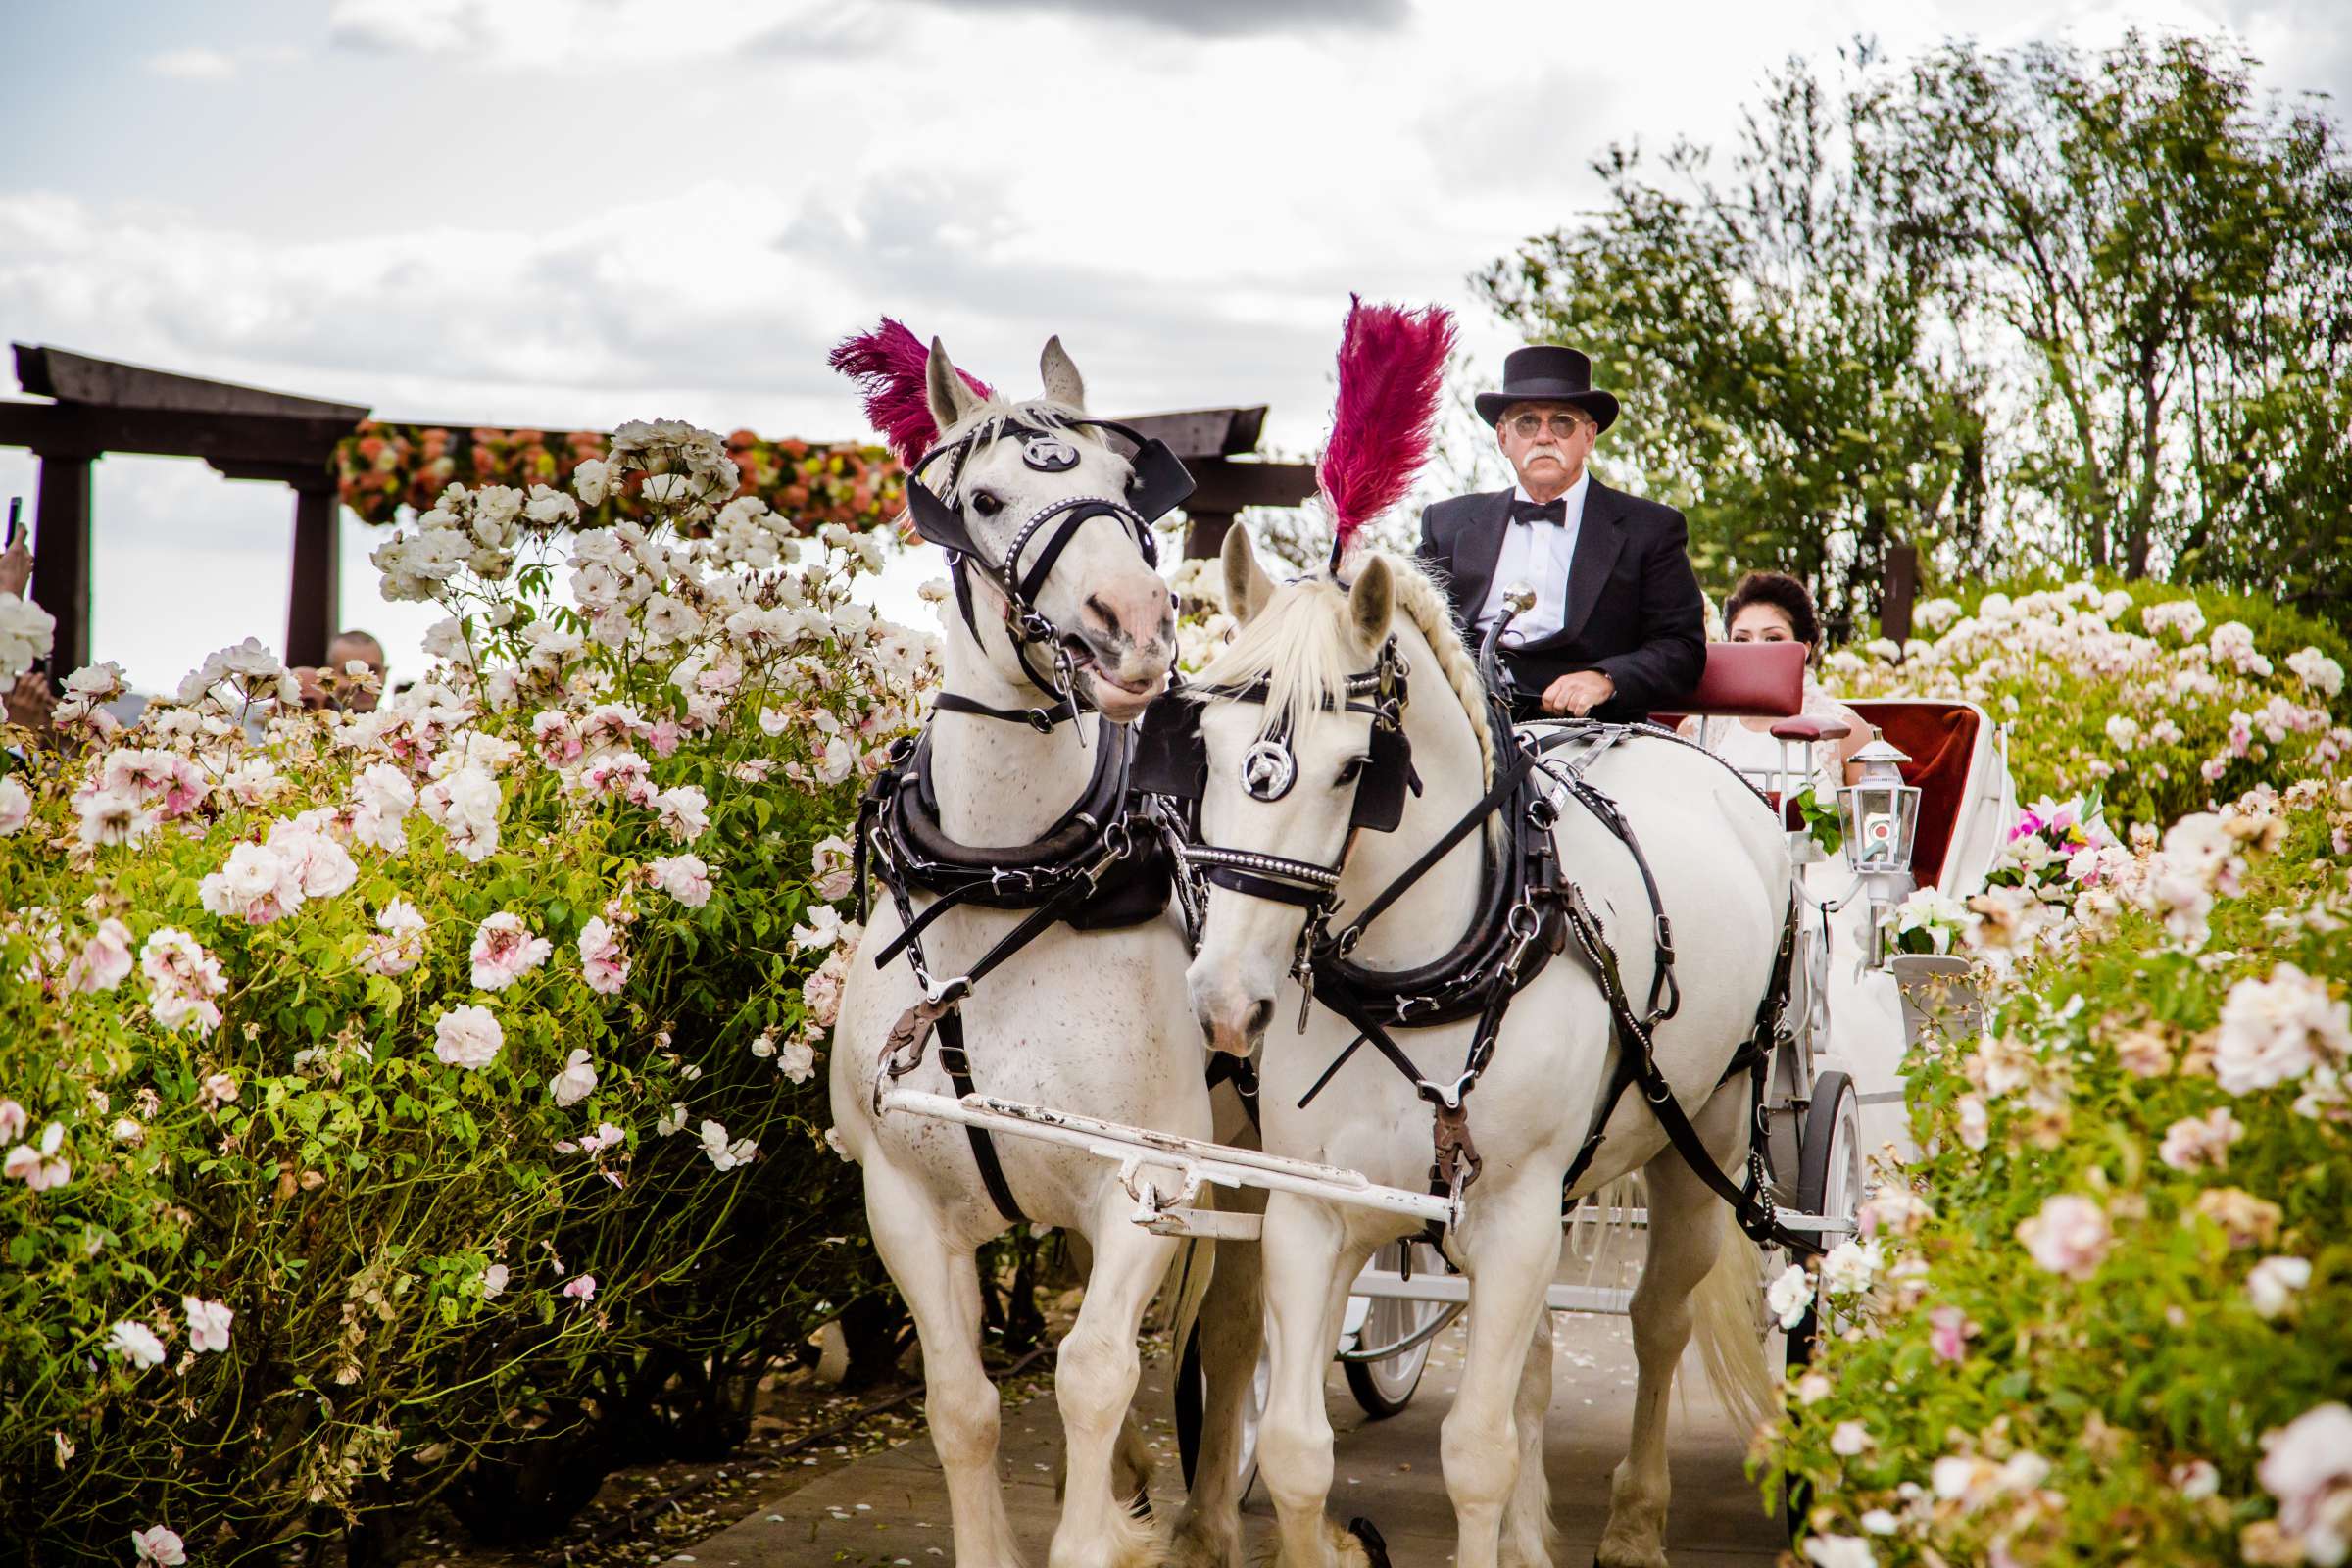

{"left": 2017, "top": 1194, "right": 2112, "bottom": 1281}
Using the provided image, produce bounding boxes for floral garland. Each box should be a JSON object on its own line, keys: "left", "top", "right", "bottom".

{"left": 334, "top": 419, "right": 907, "bottom": 535}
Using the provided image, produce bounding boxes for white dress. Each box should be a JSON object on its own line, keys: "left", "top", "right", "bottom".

{"left": 1683, "top": 682, "right": 1859, "bottom": 802}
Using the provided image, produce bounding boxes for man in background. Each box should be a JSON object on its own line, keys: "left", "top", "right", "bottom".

{"left": 1416, "top": 345, "right": 1705, "bottom": 725}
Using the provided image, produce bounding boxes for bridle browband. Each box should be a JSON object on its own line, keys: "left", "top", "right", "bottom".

{"left": 907, "top": 414, "right": 1192, "bottom": 734}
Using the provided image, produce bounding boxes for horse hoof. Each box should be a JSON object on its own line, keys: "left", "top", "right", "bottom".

{"left": 1346, "top": 1517, "right": 1392, "bottom": 1568}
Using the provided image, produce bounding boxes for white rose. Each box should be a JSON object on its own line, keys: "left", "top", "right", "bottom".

{"left": 432, "top": 1004, "right": 504, "bottom": 1070}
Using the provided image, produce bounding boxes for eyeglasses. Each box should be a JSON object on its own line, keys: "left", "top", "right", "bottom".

{"left": 1504, "top": 411, "right": 1591, "bottom": 440}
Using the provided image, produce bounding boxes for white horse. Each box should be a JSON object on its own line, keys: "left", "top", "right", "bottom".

{"left": 830, "top": 338, "right": 1256, "bottom": 1568}
{"left": 1178, "top": 531, "right": 1784, "bottom": 1568}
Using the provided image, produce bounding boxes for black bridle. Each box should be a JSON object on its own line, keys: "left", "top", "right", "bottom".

{"left": 906, "top": 414, "right": 1192, "bottom": 733}
{"left": 1131, "top": 637, "right": 1419, "bottom": 1008}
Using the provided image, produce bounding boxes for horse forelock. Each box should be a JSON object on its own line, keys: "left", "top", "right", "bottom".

{"left": 932, "top": 399, "right": 1092, "bottom": 498}
{"left": 1195, "top": 552, "right": 1495, "bottom": 787}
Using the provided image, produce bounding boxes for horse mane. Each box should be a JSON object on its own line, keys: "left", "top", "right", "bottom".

{"left": 1196, "top": 553, "right": 1494, "bottom": 788}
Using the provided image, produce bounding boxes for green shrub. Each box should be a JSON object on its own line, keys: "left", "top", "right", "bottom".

{"left": 1765, "top": 778, "right": 2352, "bottom": 1564}
{"left": 0, "top": 427, "right": 925, "bottom": 1561}
{"left": 1832, "top": 578, "right": 2347, "bottom": 830}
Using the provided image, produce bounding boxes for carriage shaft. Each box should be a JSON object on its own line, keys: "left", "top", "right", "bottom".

{"left": 879, "top": 1089, "right": 1457, "bottom": 1226}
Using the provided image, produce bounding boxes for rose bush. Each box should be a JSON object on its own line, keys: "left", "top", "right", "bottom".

{"left": 333, "top": 418, "right": 906, "bottom": 537}
{"left": 0, "top": 422, "right": 931, "bottom": 1559}
{"left": 1831, "top": 578, "right": 2350, "bottom": 832}
{"left": 1768, "top": 579, "right": 2351, "bottom": 1565}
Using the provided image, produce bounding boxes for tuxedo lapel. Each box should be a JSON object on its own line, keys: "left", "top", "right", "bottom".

{"left": 1448, "top": 490, "right": 1513, "bottom": 621}
{"left": 1558, "top": 478, "right": 1627, "bottom": 641}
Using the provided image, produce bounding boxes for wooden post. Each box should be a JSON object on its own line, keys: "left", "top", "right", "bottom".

{"left": 1183, "top": 509, "right": 1237, "bottom": 562}
{"left": 1881, "top": 542, "right": 1919, "bottom": 645}
{"left": 285, "top": 479, "right": 339, "bottom": 668}
{"left": 31, "top": 449, "right": 93, "bottom": 678}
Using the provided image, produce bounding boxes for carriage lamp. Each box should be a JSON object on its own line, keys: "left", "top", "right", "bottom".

{"left": 1838, "top": 737, "right": 1920, "bottom": 876}
{"left": 1838, "top": 736, "right": 1921, "bottom": 967}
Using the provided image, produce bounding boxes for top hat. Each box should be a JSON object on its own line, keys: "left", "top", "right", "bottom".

{"left": 1475, "top": 344, "right": 1619, "bottom": 433}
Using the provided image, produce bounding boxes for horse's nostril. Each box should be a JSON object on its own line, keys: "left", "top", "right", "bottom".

{"left": 1244, "top": 999, "right": 1272, "bottom": 1040}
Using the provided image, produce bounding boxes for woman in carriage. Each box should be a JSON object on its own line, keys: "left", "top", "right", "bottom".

{"left": 1681, "top": 569, "right": 1871, "bottom": 796}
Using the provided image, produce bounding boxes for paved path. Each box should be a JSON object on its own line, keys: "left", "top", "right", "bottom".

{"left": 684, "top": 1252, "right": 1788, "bottom": 1567}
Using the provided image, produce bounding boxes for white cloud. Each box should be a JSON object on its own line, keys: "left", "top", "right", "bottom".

{"left": 143, "top": 48, "right": 238, "bottom": 80}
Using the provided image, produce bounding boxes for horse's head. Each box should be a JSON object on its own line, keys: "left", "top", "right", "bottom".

{"left": 1177, "top": 526, "right": 1405, "bottom": 1056}
{"left": 916, "top": 336, "right": 1181, "bottom": 724}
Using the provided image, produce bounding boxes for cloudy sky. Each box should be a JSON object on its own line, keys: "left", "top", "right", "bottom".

{"left": 2, "top": 0, "right": 2342, "bottom": 689}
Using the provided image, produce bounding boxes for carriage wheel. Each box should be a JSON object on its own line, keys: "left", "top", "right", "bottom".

{"left": 1779, "top": 1070, "right": 1859, "bottom": 1542}
{"left": 1782, "top": 1069, "right": 1862, "bottom": 1373}
{"left": 1174, "top": 1321, "right": 1264, "bottom": 1502}
{"left": 1342, "top": 1241, "right": 1458, "bottom": 1419}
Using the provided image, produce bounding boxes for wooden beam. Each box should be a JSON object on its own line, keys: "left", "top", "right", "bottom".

{"left": 0, "top": 401, "right": 353, "bottom": 469}
{"left": 1881, "top": 542, "right": 1919, "bottom": 644}
{"left": 1182, "top": 509, "right": 1237, "bottom": 562}
{"left": 1118, "top": 407, "right": 1268, "bottom": 460}
{"left": 286, "top": 480, "right": 339, "bottom": 667}
{"left": 14, "top": 343, "right": 368, "bottom": 422}
{"left": 31, "top": 452, "right": 93, "bottom": 678}
{"left": 1180, "top": 458, "right": 1318, "bottom": 514}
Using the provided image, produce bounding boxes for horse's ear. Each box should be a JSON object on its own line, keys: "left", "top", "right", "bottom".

{"left": 926, "top": 336, "right": 983, "bottom": 437}
{"left": 1039, "top": 335, "right": 1086, "bottom": 411}
{"left": 1348, "top": 556, "right": 1394, "bottom": 653}
{"left": 1221, "top": 523, "right": 1276, "bottom": 625}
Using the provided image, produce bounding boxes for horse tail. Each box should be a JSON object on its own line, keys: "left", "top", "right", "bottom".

{"left": 1688, "top": 1209, "right": 1777, "bottom": 1443}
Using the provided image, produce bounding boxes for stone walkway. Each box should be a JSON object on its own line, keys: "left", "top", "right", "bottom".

{"left": 681, "top": 1253, "right": 1787, "bottom": 1567}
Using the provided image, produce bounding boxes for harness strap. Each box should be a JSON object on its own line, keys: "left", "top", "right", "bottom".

{"left": 1557, "top": 883, "right": 1814, "bottom": 1252}
{"left": 1324, "top": 752, "right": 1539, "bottom": 956}
{"left": 933, "top": 691, "right": 1077, "bottom": 731}
{"left": 935, "top": 1007, "right": 1028, "bottom": 1225}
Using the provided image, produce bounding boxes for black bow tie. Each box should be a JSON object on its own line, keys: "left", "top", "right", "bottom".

{"left": 1509, "top": 497, "right": 1567, "bottom": 526}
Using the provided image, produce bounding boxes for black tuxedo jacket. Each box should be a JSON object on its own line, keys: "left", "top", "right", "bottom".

{"left": 1414, "top": 478, "right": 1705, "bottom": 724}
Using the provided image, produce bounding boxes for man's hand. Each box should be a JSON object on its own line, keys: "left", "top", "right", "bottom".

{"left": 0, "top": 539, "right": 30, "bottom": 599}
{"left": 1541, "top": 669, "right": 1615, "bottom": 717}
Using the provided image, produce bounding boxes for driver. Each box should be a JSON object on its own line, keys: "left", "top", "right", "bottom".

{"left": 1416, "top": 344, "right": 1704, "bottom": 725}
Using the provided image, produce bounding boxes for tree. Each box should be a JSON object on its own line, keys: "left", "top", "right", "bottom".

{"left": 1479, "top": 32, "right": 2352, "bottom": 627}
{"left": 1884, "top": 32, "right": 2352, "bottom": 604}
{"left": 1477, "top": 45, "right": 1991, "bottom": 627}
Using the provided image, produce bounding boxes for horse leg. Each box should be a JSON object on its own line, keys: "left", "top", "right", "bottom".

{"left": 1169, "top": 1186, "right": 1266, "bottom": 1568}
{"left": 1598, "top": 1090, "right": 1765, "bottom": 1568}
{"left": 860, "top": 1153, "right": 1022, "bottom": 1567}
{"left": 1258, "top": 1193, "right": 1376, "bottom": 1568}
{"left": 1048, "top": 1208, "right": 1179, "bottom": 1568}
{"left": 1498, "top": 1307, "right": 1560, "bottom": 1568}
{"left": 1444, "top": 1179, "right": 1564, "bottom": 1568}
{"left": 1052, "top": 1233, "right": 1156, "bottom": 1519}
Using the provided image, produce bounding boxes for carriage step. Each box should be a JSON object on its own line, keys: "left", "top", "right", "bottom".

{"left": 1350, "top": 1267, "right": 1637, "bottom": 1316}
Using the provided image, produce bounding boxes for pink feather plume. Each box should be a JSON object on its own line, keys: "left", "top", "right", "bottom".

{"left": 1316, "top": 296, "right": 1456, "bottom": 558}
{"left": 828, "top": 318, "right": 996, "bottom": 467}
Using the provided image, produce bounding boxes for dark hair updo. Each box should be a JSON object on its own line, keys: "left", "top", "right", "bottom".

{"left": 1723, "top": 570, "right": 1822, "bottom": 649}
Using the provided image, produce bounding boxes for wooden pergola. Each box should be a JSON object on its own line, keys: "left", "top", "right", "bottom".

{"left": 0, "top": 344, "right": 1315, "bottom": 678}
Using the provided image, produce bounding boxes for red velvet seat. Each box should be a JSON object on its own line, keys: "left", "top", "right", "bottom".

{"left": 1652, "top": 640, "right": 1807, "bottom": 731}
{"left": 1844, "top": 702, "right": 1980, "bottom": 891}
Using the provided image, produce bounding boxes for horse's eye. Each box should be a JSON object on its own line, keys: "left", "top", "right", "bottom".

{"left": 1336, "top": 756, "right": 1370, "bottom": 785}
{"left": 970, "top": 490, "right": 1004, "bottom": 518}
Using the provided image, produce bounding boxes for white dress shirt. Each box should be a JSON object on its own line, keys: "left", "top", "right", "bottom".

{"left": 1474, "top": 470, "right": 1590, "bottom": 645}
